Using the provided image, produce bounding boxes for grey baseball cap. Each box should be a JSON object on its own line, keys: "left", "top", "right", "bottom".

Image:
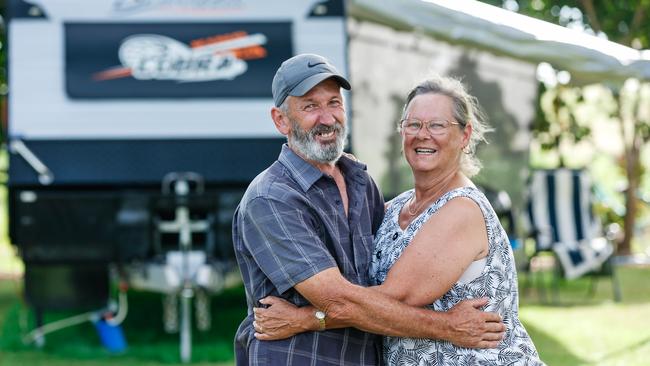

{"left": 272, "top": 53, "right": 351, "bottom": 107}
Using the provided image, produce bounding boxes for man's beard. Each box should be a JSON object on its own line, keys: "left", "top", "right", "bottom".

{"left": 289, "top": 118, "right": 347, "bottom": 164}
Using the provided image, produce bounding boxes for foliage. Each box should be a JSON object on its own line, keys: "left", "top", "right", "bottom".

{"left": 530, "top": 83, "right": 593, "bottom": 167}
{"left": 481, "top": 0, "right": 650, "bottom": 49}
{"left": 480, "top": 0, "right": 650, "bottom": 254}
{"left": 0, "top": 2, "right": 6, "bottom": 143}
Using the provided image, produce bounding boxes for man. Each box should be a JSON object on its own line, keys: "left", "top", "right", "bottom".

{"left": 233, "top": 53, "right": 504, "bottom": 365}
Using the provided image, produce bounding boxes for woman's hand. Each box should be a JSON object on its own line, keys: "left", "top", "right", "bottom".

{"left": 253, "top": 296, "right": 316, "bottom": 340}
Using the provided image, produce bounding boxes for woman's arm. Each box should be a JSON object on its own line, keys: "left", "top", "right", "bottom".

{"left": 376, "top": 196, "right": 488, "bottom": 306}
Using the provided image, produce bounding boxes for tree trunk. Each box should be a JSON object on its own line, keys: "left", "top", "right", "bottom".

{"left": 620, "top": 144, "right": 639, "bottom": 255}
{"left": 618, "top": 86, "right": 644, "bottom": 255}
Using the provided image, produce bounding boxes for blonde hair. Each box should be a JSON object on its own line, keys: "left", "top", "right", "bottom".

{"left": 402, "top": 75, "right": 490, "bottom": 177}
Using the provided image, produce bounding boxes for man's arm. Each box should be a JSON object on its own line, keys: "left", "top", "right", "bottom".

{"left": 242, "top": 195, "right": 503, "bottom": 347}
{"left": 286, "top": 267, "right": 503, "bottom": 347}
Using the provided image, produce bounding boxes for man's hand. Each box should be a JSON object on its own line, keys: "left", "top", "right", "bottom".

{"left": 444, "top": 298, "right": 505, "bottom": 348}
{"left": 253, "top": 296, "right": 314, "bottom": 340}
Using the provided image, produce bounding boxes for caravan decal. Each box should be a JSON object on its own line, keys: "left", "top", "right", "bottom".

{"left": 65, "top": 22, "right": 292, "bottom": 99}
{"left": 93, "top": 32, "right": 267, "bottom": 82}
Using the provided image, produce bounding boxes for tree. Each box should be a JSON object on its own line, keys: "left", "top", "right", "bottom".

{"left": 480, "top": 0, "right": 650, "bottom": 254}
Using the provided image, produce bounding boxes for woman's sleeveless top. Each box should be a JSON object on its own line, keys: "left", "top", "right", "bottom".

{"left": 369, "top": 187, "right": 544, "bottom": 365}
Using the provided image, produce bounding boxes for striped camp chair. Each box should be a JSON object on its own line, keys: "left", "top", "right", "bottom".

{"left": 525, "top": 169, "right": 620, "bottom": 301}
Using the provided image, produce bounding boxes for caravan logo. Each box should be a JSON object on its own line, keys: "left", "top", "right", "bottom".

{"left": 94, "top": 31, "right": 267, "bottom": 82}
{"left": 65, "top": 22, "right": 291, "bottom": 98}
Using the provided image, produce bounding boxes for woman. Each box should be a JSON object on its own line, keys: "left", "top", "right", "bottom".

{"left": 254, "top": 75, "right": 543, "bottom": 365}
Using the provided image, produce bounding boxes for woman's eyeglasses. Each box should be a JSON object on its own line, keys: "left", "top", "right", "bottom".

{"left": 399, "top": 118, "right": 460, "bottom": 135}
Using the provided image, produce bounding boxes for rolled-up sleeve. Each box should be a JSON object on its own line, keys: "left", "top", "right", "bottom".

{"left": 240, "top": 196, "right": 337, "bottom": 294}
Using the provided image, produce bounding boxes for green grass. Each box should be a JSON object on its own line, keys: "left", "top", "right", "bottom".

{"left": 518, "top": 265, "right": 650, "bottom": 365}
{"left": 521, "top": 303, "right": 650, "bottom": 365}
{"left": 0, "top": 279, "right": 245, "bottom": 366}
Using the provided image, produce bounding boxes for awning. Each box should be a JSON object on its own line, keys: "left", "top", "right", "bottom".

{"left": 348, "top": 0, "right": 650, "bottom": 86}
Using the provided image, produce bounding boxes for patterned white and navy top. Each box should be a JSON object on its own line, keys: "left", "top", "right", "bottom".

{"left": 369, "top": 186, "right": 544, "bottom": 365}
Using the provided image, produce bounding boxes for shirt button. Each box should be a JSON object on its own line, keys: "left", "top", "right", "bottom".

{"left": 376, "top": 250, "right": 382, "bottom": 259}
{"left": 335, "top": 200, "right": 341, "bottom": 205}
{"left": 392, "top": 232, "right": 399, "bottom": 240}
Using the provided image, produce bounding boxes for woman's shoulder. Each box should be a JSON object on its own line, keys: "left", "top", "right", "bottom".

{"left": 421, "top": 186, "right": 493, "bottom": 227}
{"left": 438, "top": 186, "right": 492, "bottom": 209}
{"left": 442, "top": 185, "right": 482, "bottom": 198}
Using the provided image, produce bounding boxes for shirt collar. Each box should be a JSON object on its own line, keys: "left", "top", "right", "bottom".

{"left": 278, "top": 144, "right": 368, "bottom": 192}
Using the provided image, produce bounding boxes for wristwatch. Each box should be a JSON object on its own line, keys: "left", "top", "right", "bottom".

{"left": 314, "top": 310, "right": 326, "bottom": 331}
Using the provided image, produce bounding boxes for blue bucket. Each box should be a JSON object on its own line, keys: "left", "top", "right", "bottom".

{"left": 94, "top": 319, "right": 127, "bottom": 353}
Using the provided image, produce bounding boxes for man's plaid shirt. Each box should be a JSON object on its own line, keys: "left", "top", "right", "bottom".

{"left": 233, "top": 145, "right": 385, "bottom": 365}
